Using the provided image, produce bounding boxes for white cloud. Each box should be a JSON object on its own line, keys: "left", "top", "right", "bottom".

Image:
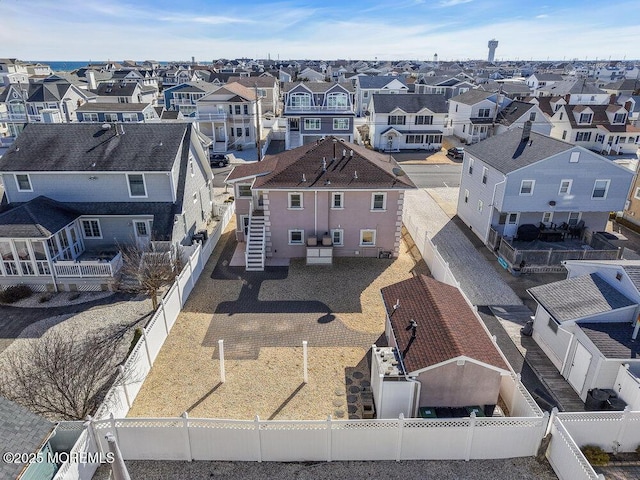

{"left": 439, "top": 0, "right": 473, "bottom": 7}
{"left": 536, "top": 14, "right": 549, "bottom": 18}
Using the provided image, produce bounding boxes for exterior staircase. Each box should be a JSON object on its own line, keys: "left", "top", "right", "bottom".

{"left": 245, "top": 212, "right": 265, "bottom": 271}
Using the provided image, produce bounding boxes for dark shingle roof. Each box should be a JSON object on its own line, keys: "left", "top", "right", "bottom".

{"left": 91, "top": 82, "right": 138, "bottom": 96}
{"left": 537, "top": 79, "right": 605, "bottom": 96}
{"left": 464, "top": 128, "right": 573, "bottom": 174}
{"left": 357, "top": 76, "right": 407, "bottom": 89}
{"left": 371, "top": 94, "right": 448, "bottom": 114}
{"left": 496, "top": 100, "right": 537, "bottom": 126}
{"left": 0, "top": 123, "right": 190, "bottom": 172}
{"left": 0, "top": 396, "right": 54, "bottom": 480}
{"left": 76, "top": 103, "right": 150, "bottom": 112}
{"left": 228, "top": 136, "right": 416, "bottom": 190}
{"left": 381, "top": 275, "right": 509, "bottom": 373}
{"left": 0, "top": 197, "right": 80, "bottom": 238}
{"left": 528, "top": 273, "right": 636, "bottom": 322}
{"left": 623, "top": 265, "right": 640, "bottom": 291}
{"left": 578, "top": 322, "right": 640, "bottom": 359}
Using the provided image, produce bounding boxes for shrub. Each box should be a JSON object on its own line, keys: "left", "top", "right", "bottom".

{"left": 581, "top": 445, "right": 610, "bottom": 466}
{"left": 68, "top": 292, "right": 81, "bottom": 301}
{"left": 39, "top": 293, "right": 53, "bottom": 303}
{"left": 0, "top": 285, "right": 33, "bottom": 304}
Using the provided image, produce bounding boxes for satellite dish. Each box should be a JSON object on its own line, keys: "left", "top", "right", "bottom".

{"left": 392, "top": 167, "right": 406, "bottom": 177}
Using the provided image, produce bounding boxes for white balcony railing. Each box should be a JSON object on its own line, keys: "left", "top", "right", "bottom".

{"left": 0, "top": 113, "right": 27, "bottom": 122}
{"left": 53, "top": 252, "right": 123, "bottom": 278}
{"left": 194, "top": 113, "right": 228, "bottom": 121}
{"left": 284, "top": 105, "right": 353, "bottom": 113}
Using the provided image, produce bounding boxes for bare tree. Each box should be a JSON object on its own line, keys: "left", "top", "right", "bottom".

{"left": 0, "top": 328, "right": 135, "bottom": 421}
{"left": 118, "top": 245, "right": 182, "bottom": 310}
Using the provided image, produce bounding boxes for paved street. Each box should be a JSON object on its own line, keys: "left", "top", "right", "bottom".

{"left": 402, "top": 164, "right": 462, "bottom": 188}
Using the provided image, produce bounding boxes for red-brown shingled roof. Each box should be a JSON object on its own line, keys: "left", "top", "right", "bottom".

{"left": 381, "top": 275, "right": 509, "bottom": 374}
{"left": 230, "top": 136, "right": 416, "bottom": 189}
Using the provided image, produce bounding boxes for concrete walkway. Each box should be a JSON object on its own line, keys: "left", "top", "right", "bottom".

{"left": 403, "top": 189, "right": 521, "bottom": 306}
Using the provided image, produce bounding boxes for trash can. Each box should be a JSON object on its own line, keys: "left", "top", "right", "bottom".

{"left": 585, "top": 389, "right": 610, "bottom": 411}
{"left": 606, "top": 397, "right": 627, "bottom": 411}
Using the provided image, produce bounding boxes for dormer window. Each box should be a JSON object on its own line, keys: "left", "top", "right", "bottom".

{"left": 579, "top": 113, "right": 593, "bottom": 124}
{"left": 289, "top": 92, "right": 311, "bottom": 108}
{"left": 613, "top": 113, "right": 626, "bottom": 124}
{"left": 326, "top": 92, "right": 348, "bottom": 108}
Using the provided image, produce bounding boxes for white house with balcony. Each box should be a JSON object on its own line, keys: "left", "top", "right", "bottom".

{"left": 447, "top": 89, "right": 510, "bottom": 144}
{"left": 195, "top": 82, "right": 261, "bottom": 152}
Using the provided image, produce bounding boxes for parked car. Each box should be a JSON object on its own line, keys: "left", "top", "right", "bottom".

{"left": 447, "top": 147, "right": 464, "bottom": 160}
{"left": 210, "top": 154, "right": 230, "bottom": 168}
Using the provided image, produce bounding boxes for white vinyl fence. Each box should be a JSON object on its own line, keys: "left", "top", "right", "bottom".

{"left": 53, "top": 202, "right": 234, "bottom": 480}
{"left": 83, "top": 413, "right": 548, "bottom": 464}
{"left": 547, "top": 416, "right": 603, "bottom": 480}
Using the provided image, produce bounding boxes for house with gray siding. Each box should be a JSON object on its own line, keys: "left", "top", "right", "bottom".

{"left": 456, "top": 126, "right": 634, "bottom": 246}
{"left": 76, "top": 102, "right": 159, "bottom": 123}
{"left": 282, "top": 82, "right": 355, "bottom": 149}
{"left": 0, "top": 123, "right": 213, "bottom": 291}
{"left": 354, "top": 76, "right": 408, "bottom": 117}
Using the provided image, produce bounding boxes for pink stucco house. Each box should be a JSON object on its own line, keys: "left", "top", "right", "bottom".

{"left": 225, "top": 136, "right": 416, "bottom": 270}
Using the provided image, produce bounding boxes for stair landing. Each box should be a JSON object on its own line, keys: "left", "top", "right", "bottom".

{"left": 229, "top": 243, "right": 289, "bottom": 268}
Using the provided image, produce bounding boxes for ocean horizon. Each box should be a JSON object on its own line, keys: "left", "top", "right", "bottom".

{"left": 30, "top": 60, "right": 181, "bottom": 72}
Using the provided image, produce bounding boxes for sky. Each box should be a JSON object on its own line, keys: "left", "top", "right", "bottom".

{"left": 1, "top": 0, "right": 639, "bottom": 62}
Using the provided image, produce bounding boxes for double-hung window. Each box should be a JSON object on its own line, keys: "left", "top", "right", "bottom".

{"left": 288, "top": 192, "right": 303, "bottom": 209}
{"left": 519, "top": 180, "right": 535, "bottom": 196}
{"left": 15, "top": 174, "right": 32, "bottom": 192}
{"left": 559, "top": 180, "right": 572, "bottom": 195}
{"left": 592, "top": 179, "right": 610, "bottom": 199}
{"left": 304, "top": 118, "right": 321, "bottom": 130}
{"left": 332, "top": 192, "right": 344, "bottom": 209}
{"left": 360, "top": 229, "right": 376, "bottom": 246}
{"left": 289, "top": 229, "right": 304, "bottom": 245}
{"left": 81, "top": 219, "right": 102, "bottom": 238}
{"left": 371, "top": 192, "right": 386, "bottom": 211}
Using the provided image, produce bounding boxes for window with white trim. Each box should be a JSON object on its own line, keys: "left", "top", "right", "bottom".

{"left": 387, "top": 115, "right": 406, "bottom": 125}
{"left": 360, "top": 229, "right": 376, "bottom": 246}
{"left": 331, "top": 229, "right": 344, "bottom": 246}
{"left": 542, "top": 212, "right": 553, "bottom": 224}
{"left": 559, "top": 179, "right": 572, "bottom": 195}
{"left": 81, "top": 219, "right": 102, "bottom": 238}
{"left": 127, "top": 174, "right": 147, "bottom": 197}
{"left": 371, "top": 192, "right": 386, "bottom": 211}
{"left": 104, "top": 113, "right": 118, "bottom": 122}
{"left": 332, "top": 192, "right": 343, "bottom": 209}
{"left": 529, "top": 112, "right": 537, "bottom": 121}
{"left": 477, "top": 108, "right": 490, "bottom": 118}
{"left": 83, "top": 113, "right": 99, "bottom": 122}
{"left": 482, "top": 167, "right": 488, "bottom": 185}
{"left": 570, "top": 152, "right": 580, "bottom": 163}
{"left": 333, "top": 118, "right": 349, "bottom": 130}
{"left": 568, "top": 212, "right": 581, "bottom": 226}
{"left": 464, "top": 189, "right": 469, "bottom": 203}
{"left": 592, "top": 179, "right": 610, "bottom": 199}
{"left": 579, "top": 113, "right": 593, "bottom": 124}
{"left": 289, "top": 92, "right": 311, "bottom": 107}
{"left": 288, "top": 192, "right": 303, "bottom": 209}
{"left": 237, "top": 184, "right": 252, "bottom": 197}
{"left": 477, "top": 200, "right": 483, "bottom": 212}
{"left": 576, "top": 132, "right": 592, "bottom": 142}
{"left": 122, "top": 113, "right": 137, "bottom": 122}
{"left": 415, "top": 115, "right": 433, "bottom": 125}
{"left": 15, "top": 174, "right": 32, "bottom": 192}
{"left": 613, "top": 113, "right": 626, "bottom": 124}
{"left": 520, "top": 180, "right": 535, "bottom": 196}
{"left": 468, "top": 158, "right": 474, "bottom": 175}
{"left": 288, "top": 229, "right": 304, "bottom": 245}
{"left": 406, "top": 134, "right": 424, "bottom": 144}
{"left": 304, "top": 118, "right": 321, "bottom": 130}
{"left": 635, "top": 187, "right": 640, "bottom": 200}
{"left": 326, "top": 92, "right": 348, "bottom": 108}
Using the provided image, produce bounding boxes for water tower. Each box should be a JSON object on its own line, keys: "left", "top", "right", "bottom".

{"left": 433, "top": 53, "right": 438, "bottom": 67}
{"left": 487, "top": 39, "right": 498, "bottom": 63}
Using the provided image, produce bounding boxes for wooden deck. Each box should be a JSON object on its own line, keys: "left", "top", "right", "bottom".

{"left": 489, "top": 305, "right": 586, "bottom": 412}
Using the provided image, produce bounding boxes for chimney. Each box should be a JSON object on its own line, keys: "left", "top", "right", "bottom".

{"left": 87, "top": 70, "right": 97, "bottom": 90}
{"left": 322, "top": 157, "right": 327, "bottom": 171}
{"left": 610, "top": 94, "right": 616, "bottom": 105}
{"left": 521, "top": 120, "right": 532, "bottom": 143}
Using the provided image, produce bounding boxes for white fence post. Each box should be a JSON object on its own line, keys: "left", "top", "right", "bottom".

{"left": 188, "top": 254, "right": 195, "bottom": 289}
{"left": 326, "top": 415, "right": 332, "bottom": 462}
{"left": 161, "top": 300, "right": 169, "bottom": 335}
{"left": 545, "top": 408, "right": 557, "bottom": 437}
{"left": 218, "top": 339, "right": 226, "bottom": 383}
{"left": 616, "top": 406, "right": 631, "bottom": 451}
{"left": 118, "top": 365, "right": 131, "bottom": 410}
{"left": 141, "top": 329, "right": 153, "bottom": 367}
{"left": 182, "top": 412, "right": 193, "bottom": 461}
{"left": 465, "top": 412, "right": 476, "bottom": 461}
{"left": 396, "top": 413, "right": 405, "bottom": 462}
{"left": 84, "top": 415, "right": 102, "bottom": 456}
{"left": 303, "top": 340, "right": 308, "bottom": 384}
{"left": 254, "top": 415, "right": 262, "bottom": 462}
{"left": 109, "top": 412, "right": 119, "bottom": 445}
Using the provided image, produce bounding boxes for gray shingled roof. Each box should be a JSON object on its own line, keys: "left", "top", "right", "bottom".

{"left": 449, "top": 89, "right": 494, "bottom": 105}
{"left": 578, "top": 322, "right": 640, "bottom": 359}
{"left": 0, "top": 197, "right": 80, "bottom": 238}
{"left": 528, "top": 273, "right": 636, "bottom": 322}
{"left": 496, "top": 100, "right": 536, "bottom": 126}
{"left": 76, "top": 103, "right": 151, "bottom": 112}
{"left": 464, "top": 128, "right": 573, "bottom": 174}
{"left": 0, "top": 123, "right": 190, "bottom": 172}
{"left": 537, "top": 79, "right": 605, "bottom": 96}
{"left": 0, "top": 396, "right": 54, "bottom": 480}
{"left": 622, "top": 265, "right": 640, "bottom": 291}
{"left": 371, "top": 93, "right": 448, "bottom": 114}
{"left": 357, "top": 76, "right": 407, "bottom": 89}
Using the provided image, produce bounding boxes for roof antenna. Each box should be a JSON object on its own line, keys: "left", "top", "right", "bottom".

{"left": 353, "top": 170, "right": 358, "bottom": 180}
{"left": 405, "top": 319, "right": 417, "bottom": 339}
{"left": 302, "top": 173, "right": 306, "bottom": 182}
{"left": 350, "top": 149, "right": 353, "bottom": 158}
{"left": 322, "top": 157, "right": 327, "bottom": 171}
{"left": 342, "top": 148, "right": 346, "bottom": 157}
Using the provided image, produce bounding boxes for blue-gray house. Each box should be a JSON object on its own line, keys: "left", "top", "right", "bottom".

{"left": 0, "top": 123, "right": 214, "bottom": 292}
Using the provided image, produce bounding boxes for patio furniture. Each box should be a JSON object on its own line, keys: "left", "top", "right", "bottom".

{"left": 516, "top": 224, "right": 540, "bottom": 242}
{"left": 568, "top": 220, "right": 585, "bottom": 239}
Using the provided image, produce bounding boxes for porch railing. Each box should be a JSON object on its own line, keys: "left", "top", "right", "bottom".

{"left": 53, "top": 252, "right": 123, "bottom": 278}
{"left": 497, "top": 238, "right": 620, "bottom": 267}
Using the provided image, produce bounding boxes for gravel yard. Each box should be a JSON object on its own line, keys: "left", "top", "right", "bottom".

{"left": 128, "top": 219, "right": 429, "bottom": 420}
{"left": 93, "top": 457, "right": 558, "bottom": 480}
